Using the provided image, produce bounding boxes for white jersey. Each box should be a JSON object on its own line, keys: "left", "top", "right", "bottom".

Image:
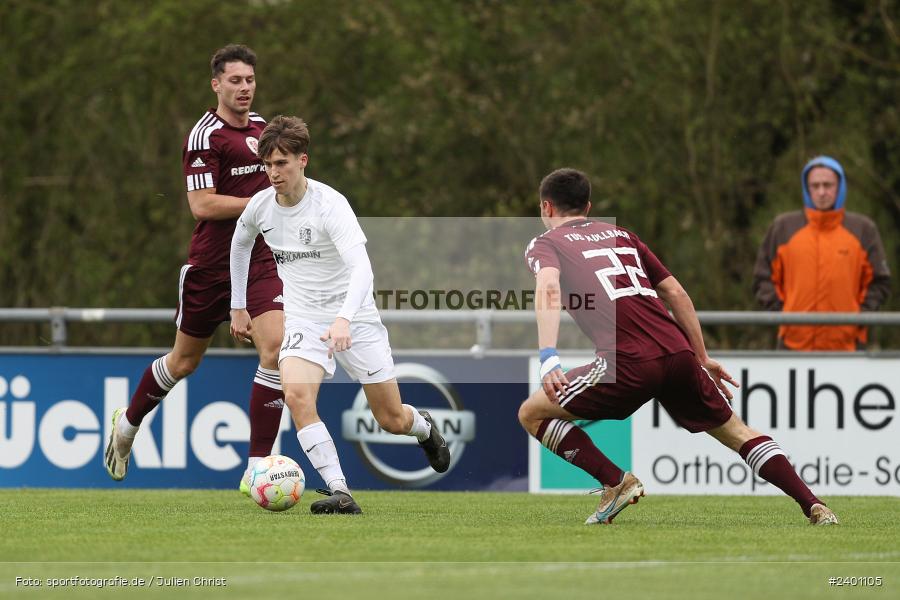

{"left": 232, "top": 178, "right": 379, "bottom": 324}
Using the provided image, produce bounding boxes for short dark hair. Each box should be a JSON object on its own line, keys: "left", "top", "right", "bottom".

{"left": 210, "top": 44, "right": 257, "bottom": 78}
{"left": 258, "top": 115, "right": 310, "bottom": 159}
{"left": 539, "top": 168, "right": 591, "bottom": 215}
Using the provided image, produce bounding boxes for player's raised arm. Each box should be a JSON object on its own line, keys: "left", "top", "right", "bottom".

{"left": 229, "top": 209, "right": 259, "bottom": 343}
{"left": 655, "top": 276, "right": 738, "bottom": 398}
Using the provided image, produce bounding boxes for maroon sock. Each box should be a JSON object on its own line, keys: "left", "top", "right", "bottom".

{"left": 248, "top": 367, "right": 284, "bottom": 458}
{"left": 536, "top": 419, "right": 623, "bottom": 487}
{"left": 740, "top": 435, "right": 822, "bottom": 516}
{"left": 125, "top": 356, "right": 177, "bottom": 426}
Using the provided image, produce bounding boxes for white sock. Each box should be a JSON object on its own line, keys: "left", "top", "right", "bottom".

{"left": 246, "top": 456, "right": 262, "bottom": 474}
{"left": 405, "top": 405, "right": 431, "bottom": 442}
{"left": 151, "top": 355, "right": 178, "bottom": 392}
{"left": 113, "top": 411, "right": 138, "bottom": 456}
{"left": 253, "top": 366, "right": 281, "bottom": 391}
{"left": 116, "top": 412, "right": 138, "bottom": 438}
{"left": 297, "top": 422, "right": 349, "bottom": 494}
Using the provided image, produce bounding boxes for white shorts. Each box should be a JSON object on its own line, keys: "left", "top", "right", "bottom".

{"left": 278, "top": 318, "right": 396, "bottom": 384}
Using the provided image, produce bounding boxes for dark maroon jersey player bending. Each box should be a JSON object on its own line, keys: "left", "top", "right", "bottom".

{"left": 519, "top": 168, "right": 837, "bottom": 526}
{"left": 104, "top": 45, "right": 285, "bottom": 494}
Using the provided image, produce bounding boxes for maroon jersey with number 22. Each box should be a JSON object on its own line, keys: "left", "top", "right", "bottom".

{"left": 525, "top": 219, "right": 693, "bottom": 363}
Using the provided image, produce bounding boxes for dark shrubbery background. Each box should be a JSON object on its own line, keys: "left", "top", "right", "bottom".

{"left": 2, "top": 1, "right": 898, "bottom": 348}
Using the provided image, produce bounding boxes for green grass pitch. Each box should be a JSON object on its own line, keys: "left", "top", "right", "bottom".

{"left": 1, "top": 490, "right": 897, "bottom": 599}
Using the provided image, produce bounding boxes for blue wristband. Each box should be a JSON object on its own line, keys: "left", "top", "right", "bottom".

{"left": 539, "top": 347, "right": 562, "bottom": 378}
{"left": 539, "top": 347, "right": 558, "bottom": 363}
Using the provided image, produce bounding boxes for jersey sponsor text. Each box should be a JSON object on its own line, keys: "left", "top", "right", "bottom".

{"left": 231, "top": 164, "right": 266, "bottom": 176}
{"left": 273, "top": 249, "right": 322, "bottom": 264}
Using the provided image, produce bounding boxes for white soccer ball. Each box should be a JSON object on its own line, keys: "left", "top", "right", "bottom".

{"left": 249, "top": 455, "right": 305, "bottom": 512}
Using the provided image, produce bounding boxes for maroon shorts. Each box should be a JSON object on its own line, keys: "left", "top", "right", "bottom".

{"left": 558, "top": 351, "right": 732, "bottom": 433}
{"left": 174, "top": 261, "right": 283, "bottom": 339}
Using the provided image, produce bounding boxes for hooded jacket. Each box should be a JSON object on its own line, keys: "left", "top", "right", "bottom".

{"left": 753, "top": 156, "right": 891, "bottom": 350}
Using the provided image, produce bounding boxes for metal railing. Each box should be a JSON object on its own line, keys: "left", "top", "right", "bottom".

{"left": 1, "top": 307, "right": 899, "bottom": 353}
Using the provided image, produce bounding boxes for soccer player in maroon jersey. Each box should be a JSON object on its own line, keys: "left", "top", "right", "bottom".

{"left": 104, "top": 45, "right": 285, "bottom": 492}
{"left": 519, "top": 168, "right": 838, "bottom": 526}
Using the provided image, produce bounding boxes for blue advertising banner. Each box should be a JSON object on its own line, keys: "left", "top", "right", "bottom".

{"left": 0, "top": 353, "right": 529, "bottom": 490}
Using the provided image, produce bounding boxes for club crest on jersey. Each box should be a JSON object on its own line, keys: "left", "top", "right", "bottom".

{"left": 298, "top": 226, "right": 313, "bottom": 245}
{"left": 245, "top": 136, "right": 259, "bottom": 156}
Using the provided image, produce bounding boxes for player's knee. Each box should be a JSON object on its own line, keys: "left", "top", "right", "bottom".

{"left": 168, "top": 355, "right": 201, "bottom": 380}
{"left": 284, "top": 385, "right": 316, "bottom": 422}
{"left": 518, "top": 395, "right": 549, "bottom": 437}
{"left": 517, "top": 401, "right": 535, "bottom": 430}
{"left": 283, "top": 386, "right": 316, "bottom": 411}
{"left": 257, "top": 345, "right": 280, "bottom": 370}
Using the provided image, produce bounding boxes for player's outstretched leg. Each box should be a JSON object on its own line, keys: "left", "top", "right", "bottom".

{"left": 708, "top": 414, "right": 838, "bottom": 525}
{"left": 242, "top": 310, "right": 287, "bottom": 496}
{"left": 298, "top": 421, "right": 361, "bottom": 514}
{"left": 104, "top": 354, "right": 183, "bottom": 481}
{"left": 533, "top": 417, "right": 643, "bottom": 525}
{"left": 280, "top": 357, "right": 361, "bottom": 514}
{"left": 241, "top": 365, "right": 284, "bottom": 497}
{"left": 519, "top": 390, "right": 641, "bottom": 524}
{"left": 105, "top": 407, "right": 136, "bottom": 480}
{"left": 363, "top": 380, "right": 451, "bottom": 473}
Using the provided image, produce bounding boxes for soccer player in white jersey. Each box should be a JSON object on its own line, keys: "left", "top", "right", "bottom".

{"left": 229, "top": 116, "right": 450, "bottom": 514}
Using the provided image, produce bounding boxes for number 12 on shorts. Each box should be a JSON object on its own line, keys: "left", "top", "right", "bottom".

{"left": 281, "top": 332, "right": 304, "bottom": 351}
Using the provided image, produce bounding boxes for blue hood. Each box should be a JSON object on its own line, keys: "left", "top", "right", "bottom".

{"left": 801, "top": 155, "right": 846, "bottom": 210}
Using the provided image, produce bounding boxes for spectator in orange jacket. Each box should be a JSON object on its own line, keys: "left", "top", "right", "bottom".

{"left": 753, "top": 156, "right": 891, "bottom": 351}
